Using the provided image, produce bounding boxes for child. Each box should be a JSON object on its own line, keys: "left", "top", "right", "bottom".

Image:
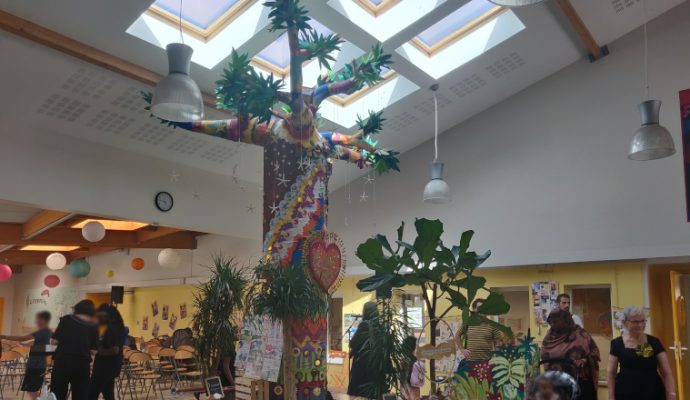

{"left": 401, "top": 336, "right": 425, "bottom": 400}
{"left": 1, "top": 311, "right": 53, "bottom": 400}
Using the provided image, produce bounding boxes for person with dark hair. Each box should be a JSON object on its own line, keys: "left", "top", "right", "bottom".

{"left": 51, "top": 299, "right": 99, "bottom": 400}
{"left": 541, "top": 309, "right": 600, "bottom": 400}
{"left": 89, "top": 304, "right": 127, "bottom": 400}
{"left": 347, "top": 301, "right": 378, "bottom": 397}
{"left": 457, "top": 299, "right": 504, "bottom": 362}
{"left": 1, "top": 311, "right": 52, "bottom": 400}
{"left": 556, "top": 293, "right": 583, "bottom": 327}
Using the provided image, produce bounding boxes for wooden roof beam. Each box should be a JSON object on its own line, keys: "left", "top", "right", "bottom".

{"left": 0, "top": 223, "right": 196, "bottom": 249}
{"left": 555, "top": 0, "right": 609, "bottom": 62}
{"left": 23, "top": 210, "right": 75, "bottom": 239}
{"left": 136, "top": 226, "right": 180, "bottom": 243}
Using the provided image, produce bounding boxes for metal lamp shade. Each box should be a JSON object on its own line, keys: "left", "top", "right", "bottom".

{"left": 423, "top": 162, "right": 451, "bottom": 204}
{"left": 628, "top": 100, "right": 676, "bottom": 161}
{"left": 151, "top": 43, "right": 204, "bottom": 122}
{"left": 488, "top": 0, "right": 548, "bottom": 7}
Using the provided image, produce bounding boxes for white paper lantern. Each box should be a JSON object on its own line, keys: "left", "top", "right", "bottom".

{"left": 82, "top": 221, "right": 106, "bottom": 242}
{"left": 46, "top": 252, "right": 67, "bottom": 270}
{"left": 158, "top": 248, "right": 181, "bottom": 269}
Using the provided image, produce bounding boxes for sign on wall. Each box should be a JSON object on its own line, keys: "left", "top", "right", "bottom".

{"left": 23, "top": 288, "right": 82, "bottom": 329}
{"left": 530, "top": 281, "right": 558, "bottom": 326}
{"left": 680, "top": 89, "right": 690, "bottom": 221}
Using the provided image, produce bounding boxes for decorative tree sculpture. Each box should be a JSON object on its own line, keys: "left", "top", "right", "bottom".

{"left": 145, "top": 1, "right": 400, "bottom": 398}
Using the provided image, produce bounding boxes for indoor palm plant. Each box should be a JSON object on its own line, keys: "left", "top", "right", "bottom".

{"left": 191, "top": 254, "right": 249, "bottom": 379}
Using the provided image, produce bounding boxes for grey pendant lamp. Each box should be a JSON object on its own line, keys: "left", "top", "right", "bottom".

{"left": 628, "top": 9, "right": 675, "bottom": 160}
{"left": 488, "top": 0, "right": 547, "bottom": 7}
{"left": 151, "top": 0, "right": 203, "bottom": 122}
{"left": 423, "top": 84, "right": 451, "bottom": 204}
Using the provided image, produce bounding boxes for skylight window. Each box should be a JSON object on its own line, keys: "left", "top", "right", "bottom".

{"left": 413, "top": 0, "right": 502, "bottom": 55}
{"left": 354, "top": 0, "right": 400, "bottom": 16}
{"left": 148, "top": 0, "right": 255, "bottom": 41}
{"left": 253, "top": 20, "right": 333, "bottom": 74}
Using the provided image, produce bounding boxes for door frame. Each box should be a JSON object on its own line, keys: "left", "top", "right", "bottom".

{"left": 669, "top": 271, "right": 687, "bottom": 399}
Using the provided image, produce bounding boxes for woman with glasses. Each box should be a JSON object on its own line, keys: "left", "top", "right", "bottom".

{"left": 607, "top": 306, "right": 676, "bottom": 400}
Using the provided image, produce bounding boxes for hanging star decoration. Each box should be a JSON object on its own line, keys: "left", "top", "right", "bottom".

{"left": 360, "top": 192, "right": 368, "bottom": 202}
{"left": 364, "top": 174, "right": 375, "bottom": 184}
{"left": 269, "top": 202, "right": 280, "bottom": 215}
{"left": 297, "top": 157, "right": 311, "bottom": 171}
{"left": 169, "top": 169, "right": 181, "bottom": 183}
{"left": 192, "top": 192, "right": 200, "bottom": 200}
{"left": 246, "top": 204, "right": 255, "bottom": 213}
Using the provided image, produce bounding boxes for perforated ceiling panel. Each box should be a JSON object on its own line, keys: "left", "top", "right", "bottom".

{"left": 448, "top": 74, "right": 487, "bottom": 99}
{"left": 485, "top": 52, "right": 525, "bottom": 80}
{"left": 36, "top": 94, "right": 90, "bottom": 122}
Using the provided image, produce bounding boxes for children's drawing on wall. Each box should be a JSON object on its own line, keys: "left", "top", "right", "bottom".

{"left": 152, "top": 322, "right": 160, "bottom": 337}
{"left": 151, "top": 301, "right": 159, "bottom": 317}
{"left": 162, "top": 304, "right": 169, "bottom": 320}
{"left": 169, "top": 313, "right": 177, "bottom": 330}
{"left": 180, "top": 303, "right": 187, "bottom": 319}
{"left": 531, "top": 281, "right": 558, "bottom": 327}
{"left": 142, "top": 316, "right": 149, "bottom": 331}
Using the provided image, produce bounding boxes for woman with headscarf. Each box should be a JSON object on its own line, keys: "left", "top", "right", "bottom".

{"left": 347, "top": 301, "right": 378, "bottom": 397}
{"left": 541, "top": 309, "right": 600, "bottom": 400}
{"left": 89, "top": 304, "right": 127, "bottom": 400}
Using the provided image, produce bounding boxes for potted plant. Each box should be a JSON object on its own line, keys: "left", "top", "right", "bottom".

{"left": 355, "top": 218, "right": 512, "bottom": 393}
{"left": 191, "top": 254, "right": 249, "bottom": 379}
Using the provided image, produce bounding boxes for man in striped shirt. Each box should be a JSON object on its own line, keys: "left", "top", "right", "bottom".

{"left": 458, "top": 299, "right": 504, "bottom": 361}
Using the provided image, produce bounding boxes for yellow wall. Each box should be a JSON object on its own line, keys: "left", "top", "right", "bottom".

{"left": 332, "top": 261, "right": 646, "bottom": 399}
{"left": 118, "top": 285, "right": 198, "bottom": 339}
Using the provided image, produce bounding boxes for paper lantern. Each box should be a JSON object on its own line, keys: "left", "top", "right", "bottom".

{"left": 0, "top": 264, "right": 12, "bottom": 282}
{"left": 68, "top": 259, "right": 91, "bottom": 278}
{"left": 82, "top": 221, "right": 106, "bottom": 242}
{"left": 131, "top": 258, "right": 145, "bottom": 271}
{"left": 46, "top": 252, "right": 67, "bottom": 270}
{"left": 158, "top": 248, "right": 180, "bottom": 269}
{"left": 106, "top": 270, "right": 114, "bottom": 278}
{"left": 44, "top": 274, "right": 60, "bottom": 288}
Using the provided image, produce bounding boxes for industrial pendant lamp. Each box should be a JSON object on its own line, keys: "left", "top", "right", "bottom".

{"left": 423, "top": 84, "right": 451, "bottom": 204}
{"left": 628, "top": 8, "right": 675, "bottom": 160}
{"left": 488, "top": 0, "right": 547, "bottom": 7}
{"left": 151, "top": 0, "right": 203, "bottom": 122}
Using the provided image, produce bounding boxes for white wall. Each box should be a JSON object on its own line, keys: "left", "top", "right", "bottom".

{"left": 6, "top": 234, "right": 261, "bottom": 334}
{"left": 331, "top": 3, "right": 690, "bottom": 270}
{"left": 0, "top": 279, "right": 15, "bottom": 334}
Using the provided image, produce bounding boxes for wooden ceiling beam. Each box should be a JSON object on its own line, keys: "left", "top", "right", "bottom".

{"left": 0, "top": 9, "right": 217, "bottom": 107}
{"left": 555, "top": 0, "right": 608, "bottom": 62}
{"left": 136, "top": 226, "right": 180, "bottom": 243}
{"left": 22, "top": 210, "right": 76, "bottom": 239}
{"left": 0, "top": 223, "right": 196, "bottom": 249}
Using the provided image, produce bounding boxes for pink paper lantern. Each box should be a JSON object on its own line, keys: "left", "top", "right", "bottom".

{"left": 44, "top": 274, "right": 60, "bottom": 288}
{"left": 0, "top": 264, "right": 12, "bottom": 282}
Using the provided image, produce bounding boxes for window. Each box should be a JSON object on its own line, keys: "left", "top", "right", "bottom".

{"left": 494, "top": 287, "right": 530, "bottom": 339}
{"left": 569, "top": 286, "right": 613, "bottom": 383}
{"left": 328, "top": 297, "right": 344, "bottom": 350}
{"left": 353, "top": 0, "right": 400, "bottom": 16}
{"left": 402, "top": 293, "right": 425, "bottom": 343}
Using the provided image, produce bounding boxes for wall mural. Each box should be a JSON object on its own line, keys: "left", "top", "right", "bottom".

{"left": 144, "top": 1, "right": 401, "bottom": 397}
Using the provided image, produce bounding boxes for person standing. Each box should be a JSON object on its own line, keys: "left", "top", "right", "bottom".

{"left": 541, "top": 309, "right": 600, "bottom": 400}
{"left": 607, "top": 306, "right": 676, "bottom": 400}
{"left": 89, "top": 304, "right": 127, "bottom": 400}
{"left": 457, "top": 299, "right": 504, "bottom": 362}
{"left": 0, "top": 311, "right": 52, "bottom": 400}
{"left": 51, "top": 300, "right": 99, "bottom": 400}
{"left": 347, "top": 301, "right": 377, "bottom": 397}
{"left": 400, "top": 336, "right": 424, "bottom": 400}
{"left": 556, "top": 294, "right": 583, "bottom": 327}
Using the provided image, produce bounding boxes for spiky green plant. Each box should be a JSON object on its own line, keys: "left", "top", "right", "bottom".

{"left": 191, "top": 254, "right": 249, "bottom": 378}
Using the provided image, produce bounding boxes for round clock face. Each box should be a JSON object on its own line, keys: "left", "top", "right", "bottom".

{"left": 155, "top": 191, "right": 174, "bottom": 212}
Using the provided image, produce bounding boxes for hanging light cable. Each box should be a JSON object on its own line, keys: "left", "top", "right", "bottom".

{"left": 151, "top": 0, "right": 203, "bottom": 122}
{"left": 628, "top": 1, "right": 675, "bottom": 160}
{"left": 423, "top": 84, "right": 451, "bottom": 204}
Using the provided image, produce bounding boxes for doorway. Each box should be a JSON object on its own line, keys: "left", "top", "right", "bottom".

{"left": 670, "top": 273, "right": 690, "bottom": 400}
{"left": 493, "top": 287, "right": 529, "bottom": 338}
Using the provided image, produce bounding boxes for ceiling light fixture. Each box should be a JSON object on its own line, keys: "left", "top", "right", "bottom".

{"left": 151, "top": 0, "right": 204, "bottom": 122}
{"left": 628, "top": 9, "right": 675, "bottom": 160}
{"left": 423, "top": 84, "right": 451, "bottom": 204}
{"left": 487, "top": 0, "right": 546, "bottom": 7}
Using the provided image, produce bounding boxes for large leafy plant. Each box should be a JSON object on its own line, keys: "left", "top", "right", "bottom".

{"left": 191, "top": 254, "right": 249, "bottom": 378}
{"left": 356, "top": 218, "right": 512, "bottom": 390}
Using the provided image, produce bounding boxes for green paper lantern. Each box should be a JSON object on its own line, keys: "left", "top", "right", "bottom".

{"left": 68, "top": 259, "right": 91, "bottom": 278}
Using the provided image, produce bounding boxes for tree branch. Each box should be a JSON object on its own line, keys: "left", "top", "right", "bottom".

{"left": 287, "top": 27, "right": 305, "bottom": 113}
{"left": 178, "top": 117, "right": 274, "bottom": 147}
{"left": 312, "top": 78, "right": 356, "bottom": 106}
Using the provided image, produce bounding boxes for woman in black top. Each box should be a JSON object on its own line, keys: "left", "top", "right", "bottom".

{"left": 607, "top": 306, "right": 676, "bottom": 400}
{"left": 89, "top": 304, "right": 126, "bottom": 400}
{"left": 347, "top": 302, "right": 377, "bottom": 397}
{"left": 51, "top": 300, "right": 99, "bottom": 400}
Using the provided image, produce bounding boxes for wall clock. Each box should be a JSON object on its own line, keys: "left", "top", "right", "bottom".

{"left": 155, "top": 191, "right": 174, "bottom": 212}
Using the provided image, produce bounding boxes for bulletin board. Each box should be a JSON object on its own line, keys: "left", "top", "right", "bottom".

{"left": 531, "top": 281, "right": 559, "bottom": 326}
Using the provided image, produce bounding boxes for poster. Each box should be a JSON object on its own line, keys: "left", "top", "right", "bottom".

{"left": 531, "top": 281, "right": 559, "bottom": 326}
{"left": 23, "top": 288, "right": 82, "bottom": 329}
{"left": 152, "top": 322, "right": 160, "bottom": 337}
{"left": 142, "top": 316, "right": 149, "bottom": 331}
{"left": 162, "top": 304, "right": 169, "bottom": 320}
{"left": 680, "top": 89, "right": 690, "bottom": 221}
{"left": 406, "top": 307, "right": 424, "bottom": 329}
{"left": 151, "top": 301, "right": 159, "bottom": 317}
{"left": 235, "top": 316, "right": 283, "bottom": 383}
{"left": 180, "top": 303, "right": 188, "bottom": 319}
{"left": 169, "top": 313, "right": 177, "bottom": 330}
